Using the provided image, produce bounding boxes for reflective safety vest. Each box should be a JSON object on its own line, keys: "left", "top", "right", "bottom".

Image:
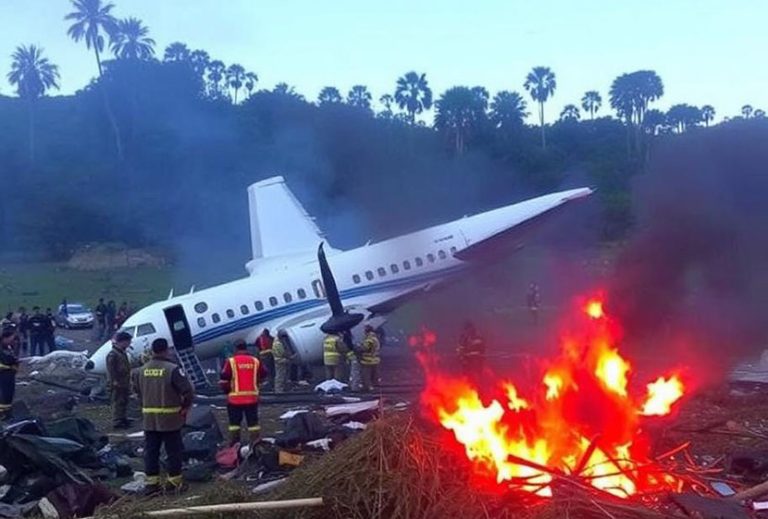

{"left": 323, "top": 335, "right": 341, "bottom": 366}
{"left": 459, "top": 334, "right": 485, "bottom": 357}
{"left": 227, "top": 353, "right": 261, "bottom": 405}
{"left": 360, "top": 333, "right": 381, "bottom": 366}
{"left": 135, "top": 357, "right": 192, "bottom": 432}
{"left": 272, "top": 338, "right": 288, "bottom": 364}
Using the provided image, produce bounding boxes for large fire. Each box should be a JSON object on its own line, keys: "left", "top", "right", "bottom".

{"left": 411, "top": 295, "right": 686, "bottom": 498}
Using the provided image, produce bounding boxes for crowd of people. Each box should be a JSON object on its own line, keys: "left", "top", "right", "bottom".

{"left": 0, "top": 307, "right": 57, "bottom": 356}
{"left": 93, "top": 299, "right": 134, "bottom": 341}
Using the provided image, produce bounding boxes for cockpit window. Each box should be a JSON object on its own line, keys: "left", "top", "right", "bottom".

{"left": 136, "top": 323, "right": 156, "bottom": 337}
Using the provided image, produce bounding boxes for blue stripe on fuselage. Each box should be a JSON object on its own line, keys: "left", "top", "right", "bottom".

{"left": 191, "top": 264, "right": 465, "bottom": 344}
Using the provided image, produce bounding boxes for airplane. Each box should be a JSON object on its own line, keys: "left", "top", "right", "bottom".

{"left": 85, "top": 175, "right": 592, "bottom": 381}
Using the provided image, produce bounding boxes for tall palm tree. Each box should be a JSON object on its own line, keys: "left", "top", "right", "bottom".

{"left": 206, "top": 60, "right": 226, "bottom": 97}
{"left": 189, "top": 50, "right": 210, "bottom": 77}
{"left": 226, "top": 64, "right": 246, "bottom": 103}
{"left": 434, "top": 86, "right": 488, "bottom": 154}
{"left": 394, "top": 71, "right": 432, "bottom": 124}
{"left": 581, "top": 91, "right": 602, "bottom": 119}
{"left": 523, "top": 66, "right": 556, "bottom": 148}
{"left": 244, "top": 72, "right": 258, "bottom": 98}
{"left": 559, "top": 104, "right": 581, "bottom": 122}
{"left": 111, "top": 17, "right": 155, "bottom": 60}
{"left": 347, "top": 85, "right": 372, "bottom": 110}
{"left": 318, "top": 86, "right": 342, "bottom": 105}
{"left": 164, "top": 42, "right": 189, "bottom": 62}
{"left": 65, "top": 0, "right": 122, "bottom": 157}
{"left": 489, "top": 90, "right": 528, "bottom": 129}
{"left": 65, "top": 0, "right": 118, "bottom": 76}
{"left": 7, "top": 45, "right": 60, "bottom": 163}
{"left": 742, "top": 104, "right": 754, "bottom": 118}
{"left": 701, "top": 105, "right": 715, "bottom": 127}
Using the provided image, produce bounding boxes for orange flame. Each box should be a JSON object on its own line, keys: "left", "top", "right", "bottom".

{"left": 413, "top": 294, "right": 686, "bottom": 498}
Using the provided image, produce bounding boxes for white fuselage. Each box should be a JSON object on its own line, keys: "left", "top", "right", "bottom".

{"left": 87, "top": 187, "right": 591, "bottom": 373}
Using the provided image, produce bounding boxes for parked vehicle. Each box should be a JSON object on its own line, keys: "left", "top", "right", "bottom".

{"left": 56, "top": 303, "right": 95, "bottom": 329}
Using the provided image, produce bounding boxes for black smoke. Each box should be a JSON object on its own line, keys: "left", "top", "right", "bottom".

{"left": 609, "top": 121, "right": 768, "bottom": 366}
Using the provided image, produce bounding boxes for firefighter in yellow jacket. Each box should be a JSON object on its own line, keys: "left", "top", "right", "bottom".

{"left": 133, "top": 338, "right": 194, "bottom": 495}
{"left": 323, "top": 332, "right": 346, "bottom": 381}
{"left": 360, "top": 325, "right": 381, "bottom": 392}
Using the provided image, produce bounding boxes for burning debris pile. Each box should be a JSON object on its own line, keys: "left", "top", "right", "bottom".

{"left": 412, "top": 295, "right": 689, "bottom": 500}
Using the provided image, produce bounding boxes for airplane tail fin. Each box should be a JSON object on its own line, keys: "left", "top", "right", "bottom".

{"left": 248, "top": 176, "right": 334, "bottom": 260}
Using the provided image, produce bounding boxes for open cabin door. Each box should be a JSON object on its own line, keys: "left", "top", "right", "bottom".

{"left": 163, "top": 305, "right": 193, "bottom": 351}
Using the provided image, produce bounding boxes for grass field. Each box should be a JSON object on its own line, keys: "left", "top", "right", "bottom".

{"left": 0, "top": 263, "right": 189, "bottom": 313}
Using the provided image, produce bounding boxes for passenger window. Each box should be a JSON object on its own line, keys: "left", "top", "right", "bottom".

{"left": 255, "top": 301, "right": 263, "bottom": 311}
{"left": 353, "top": 274, "right": 361, "bottom": 284}
{"left": 390, "top": 264, "right": 399, "bottom": 274}
{"left": 136, "top": 323, "right": 156, "bottom": 336}
{"left": 212, "top": 313, "right": 221, "bottom": 324}
{"left": 403, "top": 260, "right": 411, "bottom": 270}
{"left": 415, "top": 257, "right": 423, "bottom": 267}
{"left": 427, "top": 253, "right": 435, "bottom": 263}
{"left": 226, "top": 309, "right": 235, "bottom": 318}
{"left": 269, "top": 296, "right": 278, "bottom": 307}
{"left": 365, "top": 271, "right": 374, "bottom": 281}
{"left": 194, "top": 302, "right": 208, "bottom": 314}
{"left": 284, "top": 292, "right": 293, "bottom": 303}
{"left": 197, "top": 317, "right": 206, "bottom": 328}
{"left": 450, "top": 246, "right": 457, "bottom": 255}
{"left": 438, "top": 250, "right": 447, "bottom": 260}
{"left": 377, "top": 267, "right": 386, "bottom": 277}
{"left": 298, "top": 288, "right": 307, "bottom": 299}
{"left": 312, "top": 280, "right": 325, "bottom": 298}
{"left": 240, "top": 305, "right": 249, "bottom": 315}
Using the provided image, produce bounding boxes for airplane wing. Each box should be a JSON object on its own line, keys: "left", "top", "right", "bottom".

{"left": 455, "top": 188, "right": 592, "bottom": 261}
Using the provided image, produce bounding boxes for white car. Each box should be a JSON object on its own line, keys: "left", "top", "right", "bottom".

{"left": 56, "top": 303, "right": 95, "bottom": 329}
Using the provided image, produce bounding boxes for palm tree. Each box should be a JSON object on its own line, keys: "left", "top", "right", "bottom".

{"left": 111, "top": 17, "right": 155, "bottom": 60}
{"left": 642, "top": 109, "right": 667, "bottom": 136}
{"left": 206, "top": 60, "right": 226, "bottom": 97}
{"left": 742, "top": 104, "right": 754, "bottom": 118}
{"left": 667, "top": 104, "right": 702, "bottom": 133}
{"left": 273, "top": 82, "right": 304, "bottom": 100}
{"left": 244, "top": 72, "right": 258, "bottom": 98}
{"left": 755, "top": 109, "right": 766, "bottom": 118}
{"left": 489, "top": 91, "right": 528, "bottom": 129}
{"left": 7, "top": 45, "right": 60, "bottom": 163}
{"left": 318, "top": 86, "right": 342, "bottom": 105}
{"left": 581, "top": 91, "right": 602, "bottom": 119}
{"left": 226, "top": 64, "right": 246, "bottom": 103}
{"left": 523, "top": 66, "right": 556, "bottom": 148}
{"left": 65, "top": 0, "right": 122, "bottom": 157}
{"left": 394, "top": 71, "right": 433, "bottom": 124}
{"left": 347, "top": 85, "right": 372, "bottom": 110}
{"left": 65, "top": 0, "right": 118, "bottom": 76}
{"left": 701, "top": 105, "right": 715, "bottom": 127}
{"left": 378, "top": 94, "right": 394, "bottom": 118}
{"left": 189, "top": 50, "right": 210, "bottom": 77}
{"left": 164, "top": 42, "right": 189, "bottom": 62}
{"left": 434, "top": 86, "right": 488, "bottom": 154}
{"left": 559, "top": 104, "right": 580, "bottom": 122}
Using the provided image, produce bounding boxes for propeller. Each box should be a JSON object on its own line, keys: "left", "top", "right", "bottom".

{"left": 318, "top": 242, "right": 364, "bottom": 335}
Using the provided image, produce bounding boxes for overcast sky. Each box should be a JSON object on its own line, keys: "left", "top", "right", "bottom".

{"left": 1, "top": 0, "right": 766, "bottom": 121}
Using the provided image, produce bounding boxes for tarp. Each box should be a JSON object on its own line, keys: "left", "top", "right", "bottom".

{"left": 45, "top": 418, "right": 106, "bottom": 452}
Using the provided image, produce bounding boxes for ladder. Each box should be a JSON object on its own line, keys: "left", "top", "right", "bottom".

{"left": 175, "top": 348, "right": 210, "bottom": 390}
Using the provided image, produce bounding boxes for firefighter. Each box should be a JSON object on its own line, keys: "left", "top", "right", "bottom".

{"left": 457, "top": 321, "right": 485, "bottom": 378}
{"left": 106, "top": 331, "right": 133, "bottom": 429}
{"left": 527, "top": 283, "right": 541, "bottom": 324}
{"left": 219, "top": 339, "right": 268, "bottom": 446}
{"left": 323, "top": 331, "right": 346, "bottom": 381}
{"left": 272, "top": 330, "right": 292, "bottom": 393}
{"left": 360, "top": 325, "right": 381, "bottom": 392}
{"left": 133, "top": 338, "right": 194, "bottom": 495}
{"left": 0, "top": 330, "right": 18, "bottom": 419}
{"left": 28, "top": 307, "right": 47, "bottom": 357}
{"left": 256, "top": 329, "right": 275, "bottom": 388}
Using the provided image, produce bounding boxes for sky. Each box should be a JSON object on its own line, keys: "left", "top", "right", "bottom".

{"left": 1, "top": 0, "right": 766, "bottom": 122}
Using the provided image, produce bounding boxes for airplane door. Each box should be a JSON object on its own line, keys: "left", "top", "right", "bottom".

{"left": 163, "top": 305, "right": 194, "bottom": 351}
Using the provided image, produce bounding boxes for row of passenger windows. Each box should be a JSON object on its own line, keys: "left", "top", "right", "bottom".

{"left": 352, "top": 247, "right": 457, "bottom": 285}
{"left": 193, "top": 284, "right": 322, "bottom": 329}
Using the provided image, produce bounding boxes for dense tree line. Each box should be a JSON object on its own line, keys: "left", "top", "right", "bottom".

{"left": 1, "top": 0, "right": 765, "bottom": 268}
